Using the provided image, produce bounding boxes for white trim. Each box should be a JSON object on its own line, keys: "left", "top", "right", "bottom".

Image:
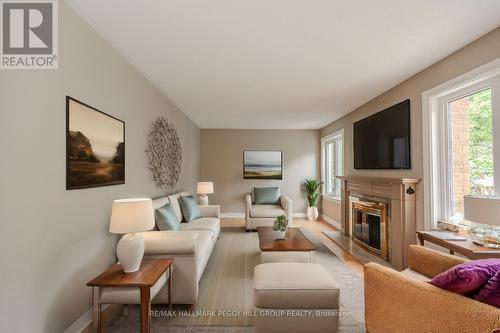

{"left": 321, "top": 214, "right": 341, "bottom": 230}
{"left": 422, "top": 57, "right": 500, "bottom": 230}
{"left": 321, "top": 128, "right": 344, "bottom": 197}
{"left": 220, "top": 213, "right": 245, "bottom": 218}
{"left": 62, "top": 305, "right": 110, "bottom": 333}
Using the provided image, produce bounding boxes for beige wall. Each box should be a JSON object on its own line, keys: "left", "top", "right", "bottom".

{"left": 0, "top": 3, "right": 199, "bottom": 333}
{"left": 321, "top": 198, "right": 341, "bottom": 223}
{"left": 200, "top": 129, "right": 320, "bottom": 214}
{"left": 320, "top": 27, "right": 500, "bottom": 229}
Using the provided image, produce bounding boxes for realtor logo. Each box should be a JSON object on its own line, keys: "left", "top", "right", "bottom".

{"left": 1, "top": 0, "right": 58, "bottom": 69}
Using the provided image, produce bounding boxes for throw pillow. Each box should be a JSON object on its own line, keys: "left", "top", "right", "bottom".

{"left": 474, "top": 270, "right": 500, "bottom": 308}
{"left": 155, "top": 203, "right": 180, "bottom": 230}
{"left": 430, "top": 258, "right": 500, "bottom": 295}
{"left": 179, "top": 195, "right": 202, "bottom": 223}
{"left": 254, "top": 187, "right": 280, "bottom": 205}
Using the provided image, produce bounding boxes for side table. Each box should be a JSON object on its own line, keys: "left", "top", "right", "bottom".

{"left": 416, "top": 230, "right": 500, "bottom": 259}
{"left": 87, "top": 258, "right": 173, "bottom": 333}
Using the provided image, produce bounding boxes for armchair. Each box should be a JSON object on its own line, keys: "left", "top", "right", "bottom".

{"left": 245, "top": 190, "right": 292, "bottom": 231}
{"left": 364, "top": 245, "right": 500, "bottom": 333}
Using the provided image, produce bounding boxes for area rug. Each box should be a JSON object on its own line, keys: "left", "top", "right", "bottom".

{"left": 106, "top": 228, "right": 366, "bottom": 332}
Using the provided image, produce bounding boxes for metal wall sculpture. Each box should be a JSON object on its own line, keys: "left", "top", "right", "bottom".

{"left": 146, "top": 117, "right": 182, "bottom": 189}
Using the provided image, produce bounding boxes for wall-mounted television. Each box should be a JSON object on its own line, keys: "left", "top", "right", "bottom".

{"left": 354, "top": 99, "right": 411, "bottom": 169}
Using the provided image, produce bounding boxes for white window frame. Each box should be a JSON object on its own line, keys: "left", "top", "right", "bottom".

{"left": 321, "top": 129, "right": 344, "bottom": 202}
{"left": 422, "top": 57, "right": 500, "bottom": 230}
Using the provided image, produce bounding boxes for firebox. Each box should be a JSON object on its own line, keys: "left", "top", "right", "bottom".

{"left": 351, "top": 200, "right": 388, "bottom": 260}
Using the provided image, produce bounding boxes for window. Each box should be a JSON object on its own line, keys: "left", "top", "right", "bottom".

{"left": 423, "top": 59, "right": 500, "bottom": 229}
{"left": 321, "top": 129, "right": 344, "bottom": 199}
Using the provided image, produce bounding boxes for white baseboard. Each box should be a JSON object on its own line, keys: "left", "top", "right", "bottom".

{"left": 62, "top": 304, "right": 108, "bottom": 333}
{"left": 220, "top": 213, "right": 245, "bottom": 218}
{"left": 221, "top": 212, "right": 307, "bottom": 218}
{"left": 321, "top": 214, "right": 341, "bottom": 230}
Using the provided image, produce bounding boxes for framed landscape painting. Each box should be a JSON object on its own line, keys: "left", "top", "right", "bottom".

{"left": 66, "top": 97, "right": 125, "bottom": 189}
{"left": 243, "top": 150, "right": 282, "bottom": 180}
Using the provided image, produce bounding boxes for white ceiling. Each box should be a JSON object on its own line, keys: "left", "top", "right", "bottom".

{"left": 66, "top": 0, "right": 500, "bottom": 129}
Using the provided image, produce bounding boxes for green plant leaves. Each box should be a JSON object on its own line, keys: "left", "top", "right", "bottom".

{"left": 303, "top": 179, "right": 323, "bottom": 207}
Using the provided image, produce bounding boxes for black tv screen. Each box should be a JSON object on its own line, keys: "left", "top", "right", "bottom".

{"left": 354, "top": 99, "right": 411, "bottom": 169}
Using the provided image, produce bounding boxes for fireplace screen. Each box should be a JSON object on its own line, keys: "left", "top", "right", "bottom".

{"left": 351, "top": 201, "right": 388, "bottom": 260}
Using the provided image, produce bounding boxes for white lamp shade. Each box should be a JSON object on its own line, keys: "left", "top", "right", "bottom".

{"left": 464, "top": 195, "right": 500, "bottom": 226}
{"left": 197, "top": 182, "right": 214, "bottom": 194}
{"left": 109, "top": 198, "right": 155, "bottom": 234}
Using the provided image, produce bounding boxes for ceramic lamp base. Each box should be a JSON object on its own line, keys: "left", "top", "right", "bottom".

{"left": 198, "top": 194, "right": 209, "bottom": 205}
{"left": 117, "top": 233, "right": 145, "bottom": 273}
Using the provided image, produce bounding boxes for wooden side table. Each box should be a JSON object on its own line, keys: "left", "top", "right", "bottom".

{"left": 416, "top": 230, "right": 500, "bottom": 259}
{"left": 87, "top": 258, "right": 173, "bottom": 333}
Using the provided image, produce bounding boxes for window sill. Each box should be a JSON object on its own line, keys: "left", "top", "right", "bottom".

{"left": 322, "top": 195, "right": 341, "bottom": 204}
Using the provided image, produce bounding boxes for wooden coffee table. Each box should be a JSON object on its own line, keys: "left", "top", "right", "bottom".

{"left": 257, "top": 227, "right": 316, "bottom": 262}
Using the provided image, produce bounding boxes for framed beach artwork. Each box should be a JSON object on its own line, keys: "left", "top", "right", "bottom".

{"left": 66, "top": 96, "right": 125, "bottom": 189}
{"left": 243, "top": 150, "right": 282, "bottom": 180}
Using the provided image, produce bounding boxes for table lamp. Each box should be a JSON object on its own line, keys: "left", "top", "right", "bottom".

{"left": 197, "top": 182, "right": 214, "bottom": 205}
{"left": 464, "top": 195, "right": 500, "bottom": 248}
{"left": 109, "top": 198, "right": 155, "bottom": 273}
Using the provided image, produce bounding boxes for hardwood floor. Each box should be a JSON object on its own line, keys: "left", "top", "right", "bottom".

{"left": 220, "top": 217, "right": 364, "bottom": 278}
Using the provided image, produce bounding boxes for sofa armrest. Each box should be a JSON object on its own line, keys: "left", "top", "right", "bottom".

{"left": 245, "top": 193, "right": 252, "bottom": 217}
{"left": 280, "top": 195, "right": 293, "bottom": 223}
{"left": 364, "top": 262, "right": 500, "bottom": 333}
{"left": 199, "top": 205, "right": 220, "bottom": 218}
{"left": 141, "top": 231, "right": 198, "bottom": 255}
{"left": 407, "top": 245, "right": 468, "bottom": 278}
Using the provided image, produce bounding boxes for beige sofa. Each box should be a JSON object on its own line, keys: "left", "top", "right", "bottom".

{"left": 140, "top": 192, "right": 220, "bottom": 305}
{"left": 364, "top": 245, "right": 500, "bottom": 333}
{"left": 245, "top": 189, "right": 292, "bottom": 230}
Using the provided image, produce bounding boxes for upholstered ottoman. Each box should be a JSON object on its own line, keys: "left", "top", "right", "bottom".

{"left": 253, "top": 263, "right": 340, "bottom": 333}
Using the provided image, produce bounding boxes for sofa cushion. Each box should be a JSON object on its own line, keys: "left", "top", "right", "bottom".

{"left": 400, "top": 268, "right": 431, "bottom": 282}
{"left": 152, "top": 196, "right": 169, "bottom": 210}
{"left": 430, "top": 258, "right": 500, "bottom": 295}
{"left": 155, "top": 203, "right": 180, "bottom": 231}
{"left": 250, "top": 205, "right": 285, "bottom": 218}
{"left": 179, "top": 195, "right": 203, "bottom": 222}
{"left": 179, "top": 217, "right": 219, "bottom": 236}
{"left": 167, "top": 193, "right": 184, "bottom": 222}
{"left": 254, "top": 263, "right": 339, "bottom": 309}
{"left": 254, "top": 187, "right": 280, "bottom": 205}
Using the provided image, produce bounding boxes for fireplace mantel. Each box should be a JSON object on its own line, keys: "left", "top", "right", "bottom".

{"left": 338, "top": 176, "right": 420, "bottom": 269}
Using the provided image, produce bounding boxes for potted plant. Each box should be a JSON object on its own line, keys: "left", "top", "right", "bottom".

{"left": 272, "top": 215, "right": 288, "bottom": 240}
{"left": 303, "top": 179, "right": 323, "bottom": 221}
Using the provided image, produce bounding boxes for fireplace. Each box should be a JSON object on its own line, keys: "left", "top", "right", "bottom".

{"left": 351, "top": 200, "right": 388, "bottom": 260}
{"left": 338, "top": 176, "right": 420, "bottom": 269}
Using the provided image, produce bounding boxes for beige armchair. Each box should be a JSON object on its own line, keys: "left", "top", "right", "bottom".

{"left": 364, "top": 245, "right": 500, "bottom": 333}
{"left": 245, "top": 189, "right": 292, "bottom": 231}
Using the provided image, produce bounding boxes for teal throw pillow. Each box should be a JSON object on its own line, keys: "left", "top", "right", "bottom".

{"left": 179, "top": 195, "right": 202, "bottom": 223}
{"left": 155, "top": 203, "right": 180, "bottom": 230}
{"left": 254, "top": 187, "right": 280, "bottom": 205}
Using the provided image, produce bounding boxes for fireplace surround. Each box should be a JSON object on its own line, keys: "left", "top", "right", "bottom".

{"left": 351, "top": 199, "right": 388, "bottom": 260}
{"left": 339, "top": 176, "right": 420, "bottom": 269}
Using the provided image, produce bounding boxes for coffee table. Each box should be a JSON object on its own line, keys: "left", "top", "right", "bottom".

{"left": 257, "top": 227, "right": 316, "bottom": 263}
